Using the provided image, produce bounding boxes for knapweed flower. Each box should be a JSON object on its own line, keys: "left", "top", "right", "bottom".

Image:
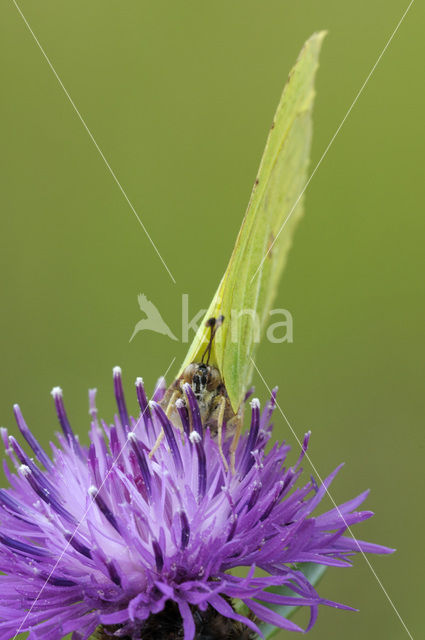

{"left": 0, "top": 367, "right": 392, "bottom": 640}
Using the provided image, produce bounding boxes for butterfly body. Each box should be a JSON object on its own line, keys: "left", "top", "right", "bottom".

{"left": 157, "top": 317, "right": 242, "bottom": 472}
{"left": 160, "top": 361, "right": 237, "bottom": 437}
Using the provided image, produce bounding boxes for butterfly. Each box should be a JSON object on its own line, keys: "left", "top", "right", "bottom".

{"left": 159, "top": 33, "right": 325, "bottom": 470}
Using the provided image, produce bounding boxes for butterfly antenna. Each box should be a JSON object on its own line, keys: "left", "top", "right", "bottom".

{"left": 201, "top": 318, "right": 215, "bottom": 364}
{"left": 201, "top": 315, "right": 224, "bottom": 365}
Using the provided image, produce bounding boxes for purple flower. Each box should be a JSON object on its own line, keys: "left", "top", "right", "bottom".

{"left": 0, "top": 367, "right": 392, "bottom": 640}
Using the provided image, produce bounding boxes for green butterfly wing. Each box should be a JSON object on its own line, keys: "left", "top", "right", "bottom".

{"left": 179, "top": 32, "right": 326, "bottom": 411}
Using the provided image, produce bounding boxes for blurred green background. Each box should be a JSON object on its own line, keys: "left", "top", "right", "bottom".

{"left": 1, "top": 1, "right": 423, "bottom": 638}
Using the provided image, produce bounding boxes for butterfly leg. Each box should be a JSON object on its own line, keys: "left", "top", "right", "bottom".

{"left": 149, "top": 430, "right": 164, "bottom": 459}
{"left": 229, "top": 411, "right": 243, "bottom": 474}
{"left": 216, "top": 395, "right": 229, "bottom": 472}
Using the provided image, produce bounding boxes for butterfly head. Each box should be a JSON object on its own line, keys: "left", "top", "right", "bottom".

{"left": 181, "top": 315, "right": 225, "bottom": 400}
{"left": 181, "top": 362, "right": 222, "bottom": 399}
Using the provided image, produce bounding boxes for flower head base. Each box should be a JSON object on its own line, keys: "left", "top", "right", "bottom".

{"left": 0, "top": 369, "right": 392, "bottom": 640}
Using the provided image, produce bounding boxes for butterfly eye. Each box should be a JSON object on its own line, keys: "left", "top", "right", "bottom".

{"left": 207, "top": 367, "right": 221, "bottom": 391}
{"left": 182, "top": 363, "right": 198, "bottom": 384}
